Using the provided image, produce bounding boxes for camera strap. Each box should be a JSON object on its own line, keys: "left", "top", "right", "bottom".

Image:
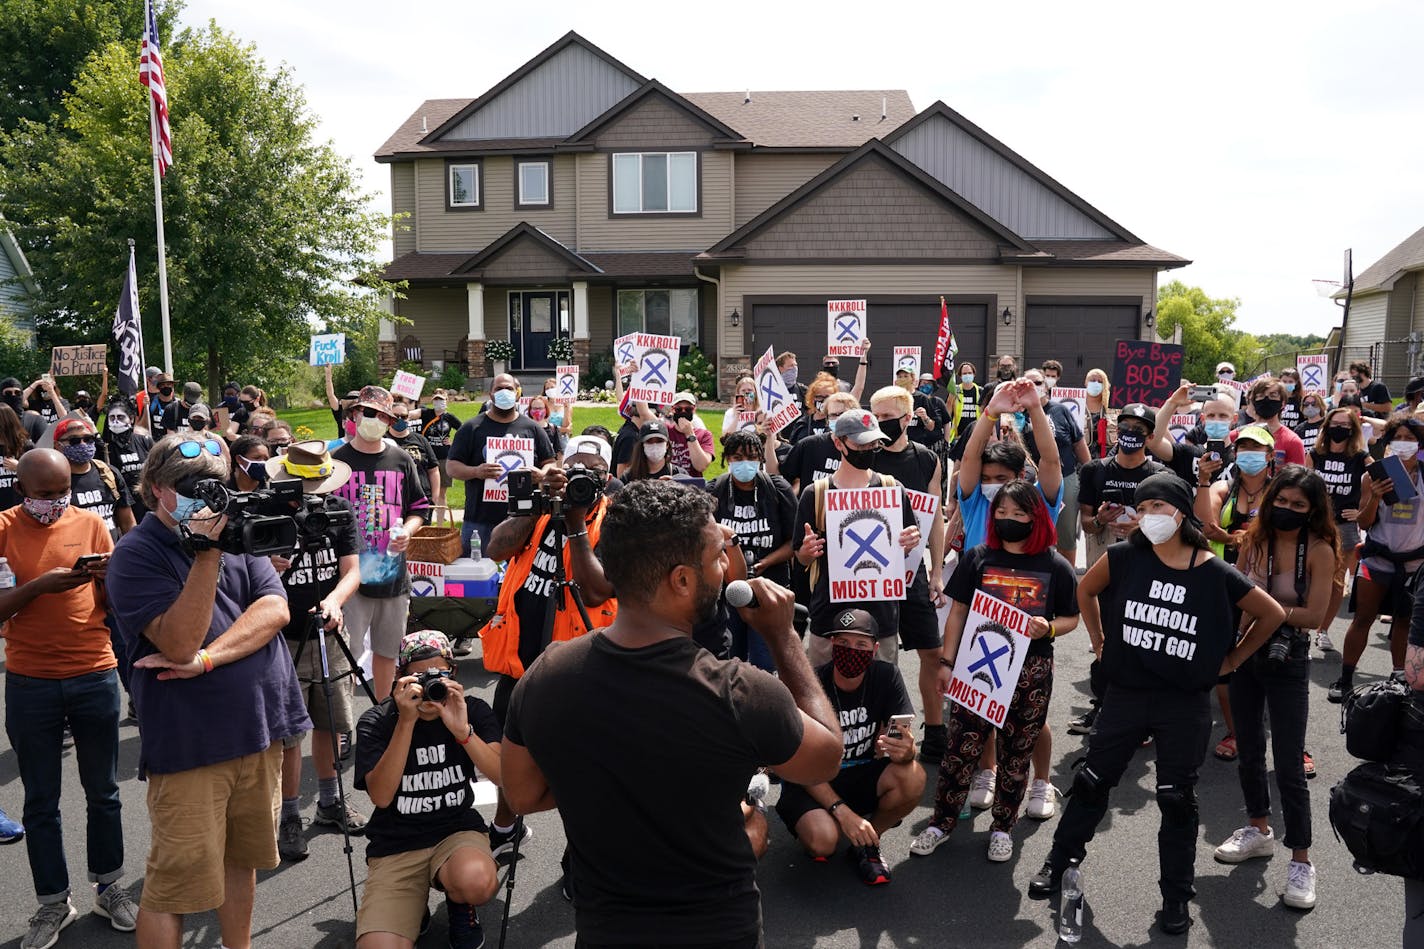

{"left": 1266, "top": 529, "right": 1309, "bottom": 607}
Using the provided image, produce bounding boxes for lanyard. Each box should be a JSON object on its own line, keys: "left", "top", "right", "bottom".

{"left": 1266, "top": 529, "right": 1309, "bottom": 607}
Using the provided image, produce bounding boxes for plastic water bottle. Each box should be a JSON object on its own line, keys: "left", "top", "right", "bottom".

{"left": 0, "top": 558, "right": 14, "bottom": 591}
{"left": 1059, "top": 860, "right": 1084, "bottom": 943}
{"left": 387, "top": 525, "right": 406, "bottom": 561}
{"left": 469, "top": 531, "right": 481, "bottom": 562}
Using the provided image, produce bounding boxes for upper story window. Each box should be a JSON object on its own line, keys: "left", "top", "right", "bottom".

{"left": 611, "top": 152, "right": 697, "bottom": 214}
{"left": 516, "top": 160, "right": 550, "bottom": 208}
{"left": 447, "top": 161, "right": 481, "bottom": 210}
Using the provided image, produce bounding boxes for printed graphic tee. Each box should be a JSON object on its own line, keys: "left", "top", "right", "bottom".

{"left": 712, "top": 473, "right": 797, "bottom": 586}
{"left": 69, "top": 464, "right": 133, "bottom": 541}
{"left": 816, "top": 659, "right": 911, "bottom": 769}
{"left": 948, "top": 545, "right": 1078, "bottom": 658}
{"left": 330, "top": 443, "right": 431, "bottom": 598}
{"left": 279, "top": 496, "right": 360, "bottom": 639}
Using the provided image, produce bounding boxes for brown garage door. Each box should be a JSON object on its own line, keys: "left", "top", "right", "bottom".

{"left": 749, "top": 300, "right": 990, "bottom": 383}
{"left": 1024, "top": 303, "right": 1141, "bottom": 381}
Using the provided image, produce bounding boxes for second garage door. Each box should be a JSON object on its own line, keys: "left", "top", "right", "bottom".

{"left": 749, "top": 300, "right": 990, "bottom": 384}
{"left": 1023, "top": 303, "right": 1141, "bottom": 381}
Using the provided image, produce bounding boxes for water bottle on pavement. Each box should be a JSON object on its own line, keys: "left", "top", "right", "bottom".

{"left": 1059, "top": 860, "right": 1084, "bottom": 943}
{"left": 0, "top": 558, "right": 14, "bottom": 590}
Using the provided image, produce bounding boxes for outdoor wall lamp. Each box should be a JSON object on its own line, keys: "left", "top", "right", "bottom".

{"left": 1001, "top": 307, "right": 1013, "bottom": 326}
{"left": 731, "top": 308, "right": 741, "bottom": 328}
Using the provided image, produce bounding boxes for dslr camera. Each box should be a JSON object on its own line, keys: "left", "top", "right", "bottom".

{"left": 189, "top": 479, "right": 353, "bottom": 558}
{"left": 1264, "top": 624, "right": 1301, "bottom": 665}
{"left": 415, "top": 669, "right": 452, "bottom": 703}
{"left": 507, "top": 464, "right": 606, "bottom": 518}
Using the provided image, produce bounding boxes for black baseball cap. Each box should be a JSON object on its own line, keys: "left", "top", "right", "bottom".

{"left": 829, "top": 608, "right": 879, "bottom": 639}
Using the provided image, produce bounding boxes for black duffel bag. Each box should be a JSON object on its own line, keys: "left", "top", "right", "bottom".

{"left": 1329, "top": 761, "right": 1424, "bottom": 880}
{"left": 1341, "top": 678, "right": 1411, "bottom": 762}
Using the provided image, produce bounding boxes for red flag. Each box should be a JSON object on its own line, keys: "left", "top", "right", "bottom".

{"left": 932, "top": 296, "right": 955, "bottom": 382}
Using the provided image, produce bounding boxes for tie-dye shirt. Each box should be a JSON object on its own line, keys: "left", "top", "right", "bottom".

{"left": 331, "top": 443, "right": 432, "bottom": 598}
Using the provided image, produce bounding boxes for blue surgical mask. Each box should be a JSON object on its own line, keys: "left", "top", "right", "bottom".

{"left": 1086, "top": 380, "right": 1104, "bottom": 397}
{"left": 170, "top": 493, "right": 207, "bottom": 524}
{"left": 918, "top": 384, "right": 934, "bottom": 395}
{"left": 729, "top": 460, "right": 760, "bottom": 483}
{"left": 1013, "top": 411, "right": 1027, "bottom": 429}
{"left": 492, "top": 389, "right": 518, "bottom": 411}
{"left": 1283, "top": 382, "right": 1297, "bottom": 394}
{"left": 1204, "top": 420, "right": 1231, "bottom": 440}
{"left": 961, "top": 374, "right": 975, "bottom": 386}
{"left": 1235, "top": 451, "right": 1269, "bottom": 475}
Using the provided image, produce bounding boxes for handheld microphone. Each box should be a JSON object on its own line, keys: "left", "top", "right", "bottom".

{"left": 725, "top": 579, "right": 759, "bottom": 610}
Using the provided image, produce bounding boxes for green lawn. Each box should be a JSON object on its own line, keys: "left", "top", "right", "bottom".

{"left": 276, "top": 402, "right": 728, "bottom": 512}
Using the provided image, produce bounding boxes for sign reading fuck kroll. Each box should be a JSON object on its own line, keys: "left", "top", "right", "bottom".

{"left": 948, "top": 590, "right": 1032, "bottom": 728}
{"left": 826, "top": 485, "right": 905, "bottom": 602}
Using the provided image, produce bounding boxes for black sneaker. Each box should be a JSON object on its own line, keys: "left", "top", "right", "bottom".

{"left": 278, "top": 815, "right": 308, "bottom": 862}
{"left": 453, "top": 637, "right": 476, "bottom": 658}
{"left": 1067, "top": 704, "right": 1099, "bottom": 735}
{"left": 1326, "top": 679, "right": 1349, "bottom": 703}
{"left": 850, "top": 844, "right": 891, "bottom": 885}
{"left": 445, "top": 898, "right": 484, "bottom": 949}
{"left": 489, "top": 822, "right": 532, "bottom": 863}
{"left": 918, "top": 723, "right": 947, "bottom": 763}
{"left": 122, "top": 700, "right": 138, "bottom": 726}
{"left": 1027, "top": 858, "right": 1064, "bottom": 899}
{"left": 338, "top": 731, "right": 352, "bottom": 761}
{"left": 314, "top": 800, "right": 368, "bottom": 835}
{"left": 1159, "top": 899, "right": 1191, "bottom": 935}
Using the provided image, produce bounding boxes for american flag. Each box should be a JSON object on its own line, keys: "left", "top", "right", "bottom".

{"left": 139, "top": 0, "right": 171, "bottom": 175}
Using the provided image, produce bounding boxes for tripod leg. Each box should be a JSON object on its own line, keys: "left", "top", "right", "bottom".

{"left": 497, "top": 816, "right": 524, "bottom": 949}
{"left": 315, "top": 629, "right": 363, "bottom": 924}
{"left": 331, "top": 626, "right": 379, "bottom": 706}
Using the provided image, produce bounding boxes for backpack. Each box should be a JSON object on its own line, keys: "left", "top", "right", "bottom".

{"left": 1328, "top": 762, "right": 1424, "bottom": 880}
{"left": 1341, "top": 678, "right": 1411, "bottom": 762}
{"left": 91, "top": 458, "right": 120, "bottom": 500}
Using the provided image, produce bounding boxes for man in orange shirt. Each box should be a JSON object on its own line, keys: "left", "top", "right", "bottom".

{"left": 0, "top": 449, "right": 137, "bottom": 947}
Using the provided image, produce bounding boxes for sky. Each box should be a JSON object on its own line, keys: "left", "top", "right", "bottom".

{"left": 183, "top": 0, "right": 1424, "bottom": 341}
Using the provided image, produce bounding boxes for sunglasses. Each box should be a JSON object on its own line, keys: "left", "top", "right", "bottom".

{"left": 60, "top": 434, "right": 97, "bottom": 445}
{"left": 174, "top": 438, "right": 224, "bottom": 459}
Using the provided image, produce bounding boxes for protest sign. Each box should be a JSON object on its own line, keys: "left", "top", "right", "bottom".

{"left": 1051, "top": 386, "right": 1087, "bottom": 430}
{"left": 50, "top": 344, "right": 107, "bottom": 376}
{"left": 482, "top": 436, "right": 535, "bottom": 503}
{"left": 947, "top": 589, "right": 1033, "bottom": 728}
{"left": 1168, "top": 413, "right": 1196, "bottom": 444}
{"left": 309, "top": 333, "right": 345, "bottom": 366}
{"left": 893, "top": 346, "right": 921, "bottom": 380}
{"left": 736, "top": 411, "right": 758, "bottom": 432}
{"left": 826, "top": 300, "right": 867, "bottom": 358}
{"left": 825, "top": 484, "right": 906, "bottom": 602}
{"left": 391, "top": 369, "right": 426, "bottom": 401}
{"left": 407, "top": 560, "right": 446, "bottom": 597}
{"left": 1297, "top": 354, "right": 1328, "bottom": 395}
{"left": 625, "top": 333, "right": 681, "bottom": 404}
{"left": 553, "top": 364, "right": 580, "bottom": 402}
{"left": 1110, "top": 339, "right": 1184, "bottom": 408}
{"left": 518, "top": 396, "right": 533, "bottom": 415}
{"left": 902, "top": 488, "right": 940, "bottom": 582}
{"left": 613, "top": 333, "right": 639, "bottom": 370}
{"left": 753, "top": 346, "right": 801, "bottom": 435}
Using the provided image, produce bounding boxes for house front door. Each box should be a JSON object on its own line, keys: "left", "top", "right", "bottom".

{"left": 509, "top": 290, "right": 564, "bottom": 371}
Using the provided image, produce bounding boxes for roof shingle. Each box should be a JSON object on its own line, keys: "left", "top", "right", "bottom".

{"left": 1348, "top": 225, "right": 1424, "bottom": 294}
{"left": 683, "top": 90, "right": 914, "bottom": 148}
{"left": 1026, "top": 240, "right": 1191, "bottom": 267}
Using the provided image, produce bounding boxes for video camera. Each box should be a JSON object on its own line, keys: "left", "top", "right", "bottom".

{"left": 190, "top": 478, "right": 354, "bottom": 557}
{"left": 507, "top": 464, "right": 606, "bottom": 518}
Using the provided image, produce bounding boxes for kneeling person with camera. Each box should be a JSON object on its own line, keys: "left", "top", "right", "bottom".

{"left": 354, "top": 631, "right": 502, "bottom": 949}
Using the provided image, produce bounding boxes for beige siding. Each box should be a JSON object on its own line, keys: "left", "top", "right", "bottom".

{"left": 1021, "top": 268, "right": 1157, "bottom": 299}
{"left": 576, "top": 150, "right": 735, "bottom": 251}
{"left": 395, "top": 288, "right": 466, "bottom": 366}
{"left": 482, "top": 288, "right": 510, "bottom": 343}
{"left": 1343, "top": 293, "right": 1388, "bottom": 356}
{"left": 1383, "top": 273, "right": 1418, "bottom": 388}
{"left": 732, "top": 153, "right": 837, "bottom": 227}
{"left": 415, "top": 155, "right": 577, "bottom": 252}
{"left": 390, "top": 163, "right": 416, "bottom": 257}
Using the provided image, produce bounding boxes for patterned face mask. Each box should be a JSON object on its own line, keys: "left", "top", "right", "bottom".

{"left": 832, "top": 642, "right": 874, "bottom": 679}
{"left": 22, "top": 494, "right": 70, "bottom": 526}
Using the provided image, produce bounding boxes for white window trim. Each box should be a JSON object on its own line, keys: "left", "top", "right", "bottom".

{"left": 617, "top": 288, "right": 700, "bottom": 346}
{"left": 611, "top": 151, "right": 698, "bottom": 214}
{"left": 448, "top": 162, "right": 480, "bottom": 208}
{"left": 517, "top": 161, "right": 550, "bottom": 207}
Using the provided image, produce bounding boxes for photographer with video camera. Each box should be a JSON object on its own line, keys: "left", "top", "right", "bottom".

{"left": 105, "top": 432, "right": 310, "bottom": 949}
{"left": 479, "top": 434, "right": 619, "bottom": 859}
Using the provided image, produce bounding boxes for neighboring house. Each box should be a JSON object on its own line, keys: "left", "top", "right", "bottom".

{"left": 377, "top": 31, "right": 1188, "bottom": 395}
{"left": 1335, "top": 225, "right": 1424, "bottom": 393}
{"left": 0, "top": 228, "right": 38, "bottom": 345}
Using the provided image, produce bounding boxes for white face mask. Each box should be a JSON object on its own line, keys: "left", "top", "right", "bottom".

{"left": 431, "top": 400, "right": 446, "bottom": 413}
{"left": 1138, "top": 511, "right": 1181, "bottom": 545}
{"left": 107, "top": 415, "right": 132, "bottom": 434}
{"left": 357, "top": 416, "right": 388, "bottom": 441}
{"left": 980, "top": 482, "right": 1003, "bottom": 503}
{"left": 1389, "top": 440, "right": 1419, "bottom": 458}
{"left": 644, "top": 441, "right": 668, "bottom": 462}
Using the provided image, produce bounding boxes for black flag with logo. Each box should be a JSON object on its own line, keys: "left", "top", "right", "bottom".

{"left": 111, "top": 250, "right": 145, "bottom": 397}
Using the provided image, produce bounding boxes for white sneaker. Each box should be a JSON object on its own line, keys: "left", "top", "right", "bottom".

{"left": 909, "top": 825, "right": 950, "bottom": 856}
{"left": 1214, "top": 825, "right": 1276, "bottom": 863}
{"left": 968, "top": 769, "right": 996, "bottom": 809}
{"left": 1283, "top": 860, "right": 1317, "bottom": 909}
{"left": 1315, "top": 630, "right": 1336, "bottom": 653}
{"left": 1024, "top": 779, "right": 1058, "bottom": 820}
{"left": 986, "top": 830, "right": 1014, "bottom": 862}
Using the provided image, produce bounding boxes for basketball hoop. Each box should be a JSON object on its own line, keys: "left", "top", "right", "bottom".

{"left": 1313, "top": 279, "right": 1341, "bottom": 298}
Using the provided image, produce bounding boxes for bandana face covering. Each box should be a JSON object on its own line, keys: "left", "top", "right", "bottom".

{"left": 22, "top": 495, "right": 69, "bottom": 525}
{"left": 832, "top": 642, "right": 874, "bottom": 679}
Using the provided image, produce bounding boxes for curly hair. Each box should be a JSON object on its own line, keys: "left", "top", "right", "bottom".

{"left": 597, "top": 479, "right": 716, "bottom": 605}
{"left": 720, "top": 430, "right": 764, "bottom": 459}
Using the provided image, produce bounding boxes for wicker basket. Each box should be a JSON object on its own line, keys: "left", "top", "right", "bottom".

{"left": 407, "top": 506, "right": 463, "bottom": 565}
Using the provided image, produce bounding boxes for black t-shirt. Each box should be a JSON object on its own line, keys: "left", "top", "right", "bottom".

{"left": 954, "top": 384, "right": 980, "bottom": 439}
{"left": 817, "top": 660, "right": 912, "bottom": 769}
{"left": 948, "top": 545, "right": 1078, "bottom": 658}
{"left": 505, "top": 633, "right": 803, "bottom": 944}
{"left": 509, "top": 503, "right": 611, "bottom": 671}
{"left": 871, "top": 441, "right": 938, "bottom": 495}
{"left": 160, "top": 400, "right": 195, "bottom": 435}
{"left": 611, "top": 418, "right": 640, "bottom": 472}
{"left": 793, "top": 478, "right": 917, "bottom": 637}
{"left": 1099, "top": 542, "right": 1256, "bottom": 692}
{"left": 330, "top": 443, "right": 431, "bottom": 598}
{"left": 711, "top": 473, "right": 797, "bottom": 587}
{"left": 448, "top": 414, "right": 554, "bottom": 525}
{"left": 102, "top": 431, "right": 153, "bottom": 520}
{"left": 1077, "top": 455, "right": 1165, "bottom": 511}
{"left": 148, "top": 396, "right": 177, "bottom": 438}
{"left": 1280, "top": 399, "right": 1301, "bottom": 429}
{"left": 1163, "top": 441, "right": 1232, "bottom": 489}
{"left": 782, "top": 432, "right": 840, "bottom": 491}
{"left": 34, "top": 397, "right": 69, "bottom": 427}
{"left": 0, "top": 461, "right": 20, "bottom": 511}
{"left": 1024, "top": 401, "right": 1083, "bottom": 477}
{"left": 419, "top": 409, "right": 459, "bottom": 460}
{"left": 70, "top": 463, "right": 132, "bottom": 541}
{"left": 907, "top": 393, "right": 951, "bottom": 448}
{"left": 280, "top": 496, "right": 359, "bottom": 638}
{"left": 20, "top": 411, "right": 46, "bottom": 444}
{"left": 1294, "top": 418, "right": 1323, "bottom": 454}
{"left": 330, "top": 407, "right": 345, "bottom": 437}
{"left": 1361, "top": 381, "right": 1392, "bottom": 407}
{"left": 393, "top": 431, "right": 440, "bottom": 497}
{"left": 354, "top": 695, "right": 502, "bottom": 859}
{"left": 1313, "top": 449, "right": 1369, "bottom": 522}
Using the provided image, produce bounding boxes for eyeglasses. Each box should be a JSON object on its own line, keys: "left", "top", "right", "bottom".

{"left": 174, "top": 438, "right": 224, "bottom": 459}
{"left": 60, "top": 435, "right": 97, "bottom": 445}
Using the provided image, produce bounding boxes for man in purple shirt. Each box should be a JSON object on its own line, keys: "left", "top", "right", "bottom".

{"left": 107, "top": 432, "right": 309, "bottom": 949}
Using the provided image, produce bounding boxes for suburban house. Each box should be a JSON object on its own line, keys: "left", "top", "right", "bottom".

{"left": 1335, "top": 225, "right": 1424, "bottom": 393}
{"left": 377, "top": 31, "right": 1189, "bottom": 397}
{"left": 0, "top": 227, "right": 37, "bottom": 344}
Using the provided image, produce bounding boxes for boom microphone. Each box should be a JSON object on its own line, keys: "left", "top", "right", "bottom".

{"left": 725, "top": 579, "right": 759, "bottom": 609}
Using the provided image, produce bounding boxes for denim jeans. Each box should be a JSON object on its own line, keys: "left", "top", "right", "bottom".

{"left": 727, "top": 612, "right": 775, "bottom": 672}
{"left": 5, "top": 669, "right": 124, "bottom": 902}
{"left": 1230, "top": 651, "right": 1311, "bottom": 848}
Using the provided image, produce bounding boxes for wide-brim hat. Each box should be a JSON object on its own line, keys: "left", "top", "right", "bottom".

{"left": 356, "top": 385, "right": 395, "bottom": 416}
{"left": 265, "top": 439, "right": 351, "bottom": 493}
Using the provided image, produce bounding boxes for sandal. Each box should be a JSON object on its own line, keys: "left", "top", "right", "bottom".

{"left": 1214, "top": 734, "right": 1238, "bottom": 761}
{"left": 1303, "top": 751, "right": 1316, "bottom": 779}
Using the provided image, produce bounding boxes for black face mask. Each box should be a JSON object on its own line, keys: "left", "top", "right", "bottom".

{"left": 997, "top": 366, "right": 1015, "bottom": 381}
{"left": 822, "top": 363, "right": 839, "bottom": 379}
{"left": 994, "top": 517, "right": 1034, "bottom": 543}
{"left": 1326, "top": 425, "right": 1351, "bottom": 444}
{"left": 1116, "top": 428, "right": 1147, "bottom": 454}
{"left": 672, "top": 409, "right": 695, "bottom": 422}
{"left": 158, "top": 386, "right": 173, "bottom": 398}
{"left": 1269, "top": 506, "right": 1309, "bottom": 532}
{"left": 2, "top": 394, "right": 21, "bottom": 413}
{"left": 1252, "top": 397, "right": 1283, "bottom": 420}
{"left": 842, "top": 447, "right": 879, "bottom": 470}
{"left": 879, "top": 416, "right": 905, "bottom": 442}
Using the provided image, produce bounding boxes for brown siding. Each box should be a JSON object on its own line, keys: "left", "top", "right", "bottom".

{"left": 395, "top": 288, "right": 466, "bottom": 365}
{"left": 1384, "top": 272, "right": 1417, "bottom": 387}
{"left": 416, "top": 155, "right": 577, "bottom": 252}
{"left": 588, "top": 286, "right": 614, "bottom": 349}
{"left": 736, "top": 155, "right": 1001, "bottom": 260}
{"left": 391, "top": 163, "right": 416, "bottom": 256}
{"left": 478, "top": 236, "right": 575, "bottom": 280}
{"left": 482, "top": 288, "right": 510, "bottom": 343}
{"left": 577, "top": 150, "right": 734, "bottom": 250}
{"left": 591, "top": 94, "right": 720, "bottom": 149}
{"left": 733, "top": 153, "right": 838, "bottom": 228}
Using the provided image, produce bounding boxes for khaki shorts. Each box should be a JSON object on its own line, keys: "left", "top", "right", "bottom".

{"left": 357, "top": 831, "right": 493, "bottom": 942}
{"left": 345, "top": 592, "right": 411, "bottom": 660}
{"left": 141, "top": 744, "right": 283, "bottom": 914}
{"left": 280, "top": 633, "right": 355, "bottom": 746}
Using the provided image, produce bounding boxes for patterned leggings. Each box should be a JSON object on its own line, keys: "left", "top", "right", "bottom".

{"left": 931, "top": 654, "right": 1054, "bottom": 834}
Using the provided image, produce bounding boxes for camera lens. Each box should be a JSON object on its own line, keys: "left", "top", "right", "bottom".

{"left": 423, "top": 676, "right": 449, "bottom": 703}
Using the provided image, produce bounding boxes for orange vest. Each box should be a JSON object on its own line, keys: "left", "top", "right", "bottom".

{"left": 478, "top": 505, "right": 617, "bottom": 678}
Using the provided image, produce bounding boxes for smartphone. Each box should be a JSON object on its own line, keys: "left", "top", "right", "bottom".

{"left": 886, "top": 713, "right": 915, "bottom": 740}
{"left": 1189, "top": 385, "right": 1217, "bottom": 403}
{"left": 73, "top": 554, "right": 107, "bottom": 570}
{"left": 1101, "top": 488, "right": 1126, "bottom": 506}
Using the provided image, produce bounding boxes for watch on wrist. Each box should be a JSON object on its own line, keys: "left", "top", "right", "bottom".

{"left": 828, "top": 799, "right": 847, "bottom": 815}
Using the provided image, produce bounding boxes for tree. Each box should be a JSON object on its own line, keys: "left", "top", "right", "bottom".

{"left": 1155, "top": 280, "right": 1263, "bottom": 384}
{"left": 0, "top": 23, "right": 393, "bottom": 398}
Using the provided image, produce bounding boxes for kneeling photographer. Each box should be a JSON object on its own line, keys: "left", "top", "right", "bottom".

{"left": 479, "top": 435, "right": 618, "bottom": 858}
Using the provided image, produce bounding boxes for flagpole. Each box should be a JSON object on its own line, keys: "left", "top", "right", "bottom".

{"left": 144, "top": 19, "right": 174, "bottom": 376}
{"left": 127, "top": 238, "right": 148, "bottom": 373}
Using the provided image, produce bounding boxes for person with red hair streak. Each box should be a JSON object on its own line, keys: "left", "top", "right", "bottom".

{"left": 911, "top": 479, "right": 1080, "bottom": 864}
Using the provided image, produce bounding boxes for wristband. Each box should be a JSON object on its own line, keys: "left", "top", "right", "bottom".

{"left": 983, "top": 412, "right": 1000, "bottom": 423}
{"left": 1049, "top": 621, "right": 1057, "bottom": 640}
{"left": 198, "top": 649, "right": 214, "bottom": 674}
{"left": 567, "top": 530, "right": 588, "bottom": 539}
{"left": 456, "top": 723, "right": 475, "bottom": 746}
{"left": 827, "top": 799, "right": 847, "bottom": 815}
